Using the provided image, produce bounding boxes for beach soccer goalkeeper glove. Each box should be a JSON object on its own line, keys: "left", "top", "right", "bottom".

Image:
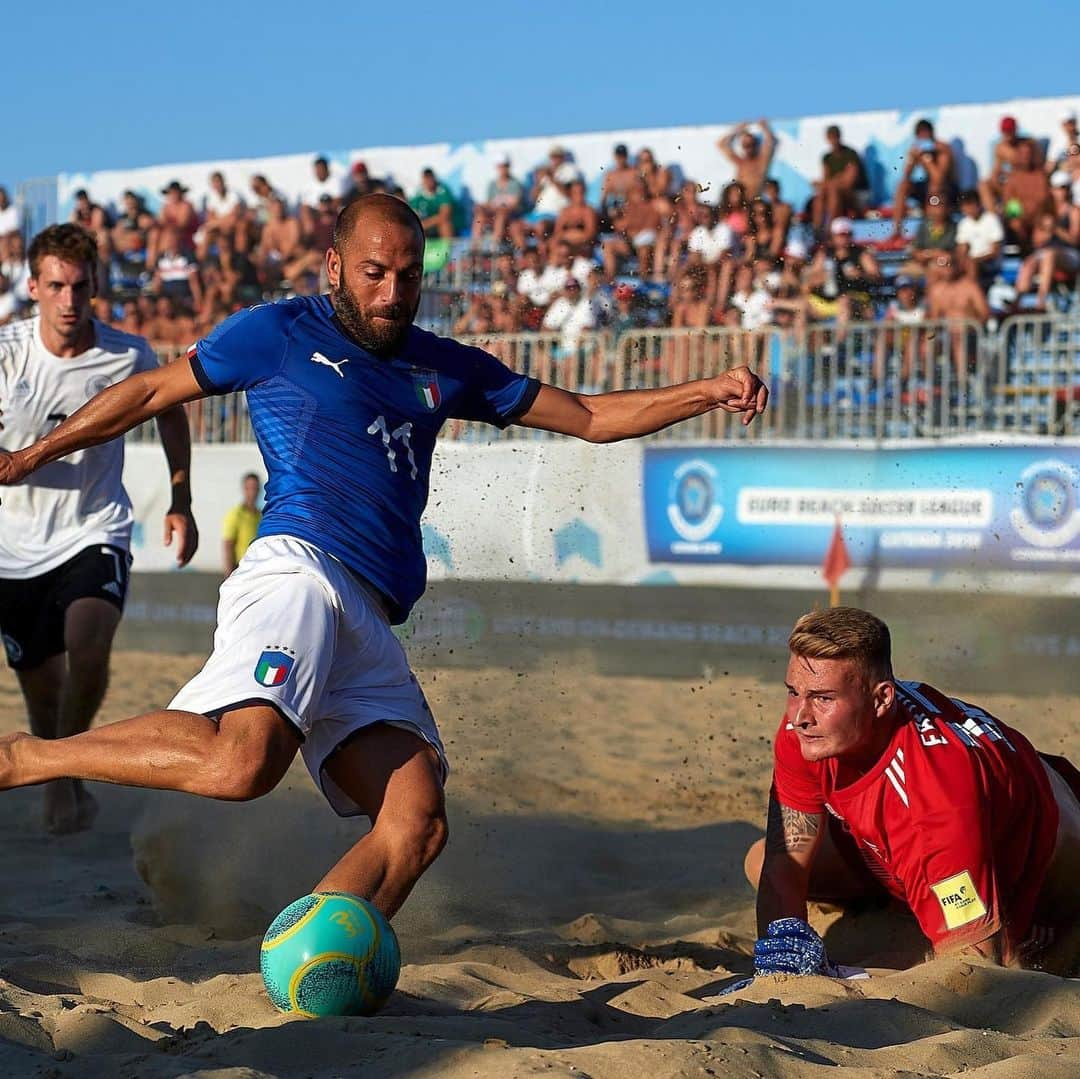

{"left": 752, "top": 918, "right": 839, "bottom": 976}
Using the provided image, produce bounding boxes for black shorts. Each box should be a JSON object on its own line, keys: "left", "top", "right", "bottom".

{"left": 0, "top": 544, "right": 131, "bottom": 671}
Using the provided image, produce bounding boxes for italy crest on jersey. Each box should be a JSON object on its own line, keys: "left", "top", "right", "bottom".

{"left": 254, "top": 649, "right": 295, "bottom": 687}
{"left": 411, "top": 369, "right": 441, "bottom": 411}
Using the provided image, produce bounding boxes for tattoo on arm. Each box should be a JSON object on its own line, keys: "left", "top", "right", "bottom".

{"left": 765, "top": 797, "right": 822, "bottom": 855}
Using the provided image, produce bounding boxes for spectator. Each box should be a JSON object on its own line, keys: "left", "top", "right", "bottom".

{"left": 70, "top": 188, "right": 109, "bottom": 232}
{"left": 981, "top": 116, "right": 1041, "bottom": 214}
{"left": 144, "top": 294, "right": 195, "bottom": 347}
{"left": 345, "top": 160, "right": 379, "bottom": 202}
{"left": 109, "top": 226, "right": 152, "bottom": 300}
{"left": 409, "top": 168, "right": 458, "bottom": 239}
{"left": 301, "top": 156, "right": 346, "bottom": 211}
{"left": 636, "top": 147, "right": 676, "bottom": 221}
{"left": 541, "top": 274, "right": 598, "bottom": 353}
{"left": 511, "top": 145, "right": 580, "bottom": 248}
{"left": 609, "top": 282, "right": 645, "bottom": 338}
{"left": 927, "top": 251, "right": 989, "bottom": 384}
{"left": 1001, "top": 140, "right": 1053, "bottom": 249}
{"left": 199, "top": 171, "right": 245, "bottom": 257}
{"left": 717, "top": 181, "right": 751, "bottom": 248}
{"left": 255, "top": 196, "right": 302, "bottom": 288}
{"left": 470, "top": 157, "right": 525, "bottom": 249}
{"left": 761, "top": 178, "right": 793, "bottom": 248}
{"left": 249, "top": 174, "right": 278, "bottom": 225}
{"left": 955, "top": 189, "right": 1004, "bottom": 290}
{"left": 600, "top": 143, "right": 637, "bottom": 224}
{"left": 658, "top": 179, "right": 707, "bottom": 280}
{"left": 670, "top": 267, "right": 711, "bottom": 328}
{"left": 515, "top": 247, "right": 552, "bottom": 309}
{"left": 812, "top": 124, "right": 868, "bottom": 232}
{"left": 0, "top": 186, "right": 19, "bottom": 239}
{"left": 717, "top": 119, "right": 776, "bottom": 198}
{"left": 724, "top": 263, "right": 772, "bottom": 330}
{"left": 111, "top": 190, "right": 155, "bottom": 249}
{"left": 875, "top": 275, "right": 926, "bottom": 386}
{"left": 1014, "top": 210, "right": 1080, "bottom": 310}
{"left": 1050, "top": 170, "right": 1080, "bottom": 246}
{"left": 222, "top": 473, "right": 263, "bottom": 575}
{"left": 602, "top": 179, "right": 662, "bottom": 281}
{"left": 0, "top": 232, "right": 31, "bottom": 313}
{"left": 892, "top": 118, "right": 955, "bottom": 235}
{"left": 116, "top": 299, "right": 142, "bottom": 335}
{"left": 487, "top": 281, "right": 521, "bottom": 333}
{"left": 553, "top": 179, "right": 599, "bottom": 257}
{"left": 157, "top": 180, "right": 198, "bottom": 253}
{"left": 909, "top": 194, "right": 958, "bottom": 285}
{"left": 152, "top": 227, "right": 203, "bottom": 312}
{"left": 1046, "top": 112, "right": 1080, "bottom": 177}
{"left": 806, "top": 217, "right": 881, "bottom": 324}
{"left": 746, "top": 198, "right": 784, "bottom": 260}
{"left": 453, "top": 293, "right": 495, "bottom": 335}
{"left": 0, "top": 274, "right": 14, "bottom": 326}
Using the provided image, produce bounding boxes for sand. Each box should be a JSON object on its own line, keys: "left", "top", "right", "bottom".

{"left": 0, "top": 650, "right": 1076, "bottom": 1078}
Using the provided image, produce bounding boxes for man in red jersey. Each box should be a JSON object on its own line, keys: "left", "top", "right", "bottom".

{"left": 742, "top": 607, "right": 1079, "bottom": 978}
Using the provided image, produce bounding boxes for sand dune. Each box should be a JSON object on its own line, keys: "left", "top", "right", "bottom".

{"left": 0, "top": 651, "right": 1076, "bottom": 1077}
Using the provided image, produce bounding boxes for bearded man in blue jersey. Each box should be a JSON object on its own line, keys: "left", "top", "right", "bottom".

{"left": 0, "top": 194, "right": 767, "bottom": 920}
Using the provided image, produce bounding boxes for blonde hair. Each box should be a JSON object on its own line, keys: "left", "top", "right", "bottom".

{"left": 788, "top": 607, "right": 894, "bottom": 684}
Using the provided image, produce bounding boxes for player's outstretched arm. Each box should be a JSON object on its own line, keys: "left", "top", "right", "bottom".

{"left": 516, "top": 367, "right": 768, "bottom": 443}
{"left": 756, "top": 794, "right": 822, "bottom": 936}
{"left": 0, "top": 358, "right": 206, "bottom": 487}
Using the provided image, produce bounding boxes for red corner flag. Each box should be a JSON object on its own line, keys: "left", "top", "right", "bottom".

{"left": 822, "top": 516, "right": 851, "bottom": 608}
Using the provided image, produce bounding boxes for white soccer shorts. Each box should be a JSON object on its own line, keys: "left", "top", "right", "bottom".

{"left": 169, "top": 535, "right": 448, "bottom": 817}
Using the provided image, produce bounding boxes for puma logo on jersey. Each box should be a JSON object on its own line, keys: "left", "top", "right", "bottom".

{"left": 311, "top": 351, "right": 349, "bottom": 377}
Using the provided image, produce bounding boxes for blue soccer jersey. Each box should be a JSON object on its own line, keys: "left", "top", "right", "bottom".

{"left": 190, "top": 295, "right": 539, "bottom": 621}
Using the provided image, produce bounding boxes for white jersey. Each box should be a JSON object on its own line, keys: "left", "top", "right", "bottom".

{"left": 0, "top": 317, "right": 158, "bottom": 578}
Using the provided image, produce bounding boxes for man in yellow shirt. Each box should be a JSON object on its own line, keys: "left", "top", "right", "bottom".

{"left": 222, "top": 472, "right": 262, "bottom": 574}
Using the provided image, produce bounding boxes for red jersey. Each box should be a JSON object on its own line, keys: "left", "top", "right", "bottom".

{"left": 772, "top": 681, "right": 1059, "bottom": 958}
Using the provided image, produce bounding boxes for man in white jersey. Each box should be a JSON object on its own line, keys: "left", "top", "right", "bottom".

{"left": 0, "top": 224, "right": 198, "bottom": 833}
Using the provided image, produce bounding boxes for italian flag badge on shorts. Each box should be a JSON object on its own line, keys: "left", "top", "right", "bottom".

{"left": 254, "top": 649, "right": 296, "bottom": 687}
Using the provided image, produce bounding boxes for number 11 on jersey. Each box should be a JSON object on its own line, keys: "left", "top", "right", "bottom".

{"left": 367, "top": 415, "right": 418, "bottom": 480}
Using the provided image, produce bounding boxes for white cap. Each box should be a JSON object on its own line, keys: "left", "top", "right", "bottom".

{"left": 1063, "top": 111, "right": 1078, "bottom": 124}
{"left": 1050, "top": 170, "right": 1073, "bottom": 187}
{"left": 784, "top": 239, "right": 809, "bottom": 261}
{"left": 829, "top": 217, "right": 854, "bottom": 235}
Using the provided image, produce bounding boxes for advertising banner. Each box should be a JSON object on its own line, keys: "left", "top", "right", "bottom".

{"left": 643, "top": 444, "right": 1080, "bottom": 572}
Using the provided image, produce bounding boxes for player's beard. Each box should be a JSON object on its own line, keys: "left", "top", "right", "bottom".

{"left": 331, "top": 268, "right": 418, "bottom": 358}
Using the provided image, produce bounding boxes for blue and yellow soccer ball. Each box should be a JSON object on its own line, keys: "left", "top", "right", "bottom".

{"left": 260, "top": 891, "right": 400, "bottom": 1017}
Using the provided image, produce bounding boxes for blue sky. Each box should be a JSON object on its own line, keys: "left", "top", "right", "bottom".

{"left": 4, "top": 1, "right": 1075, "bottom": 185}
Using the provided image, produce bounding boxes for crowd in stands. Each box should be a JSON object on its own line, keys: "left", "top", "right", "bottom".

{"left": 1, "top": 109, "right": 1079, "bottom": 357}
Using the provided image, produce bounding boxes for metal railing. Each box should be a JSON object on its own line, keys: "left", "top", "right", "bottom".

{"left": 131, "top": 315, "right": 1080, "bottom": 445}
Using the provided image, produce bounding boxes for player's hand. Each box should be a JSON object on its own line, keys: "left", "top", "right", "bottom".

{"left": 164, "top": 509, "right": 199, "bottom": 568}
{"left": 0, "top": 448, "right": 32, "bottom": 487}
{"left": 708, "top": 366, "right": 769, "bottom": 426}
{"left": 753, "top": 918, "right": 839, "bottom": 977}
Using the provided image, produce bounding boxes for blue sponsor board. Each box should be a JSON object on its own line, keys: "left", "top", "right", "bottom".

{"left": 643, "top": 445, "right": 1080, "bottom": 571}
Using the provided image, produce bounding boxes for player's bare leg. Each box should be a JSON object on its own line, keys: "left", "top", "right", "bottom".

{"left": 15, "top": 654, "right": 70, "bottom": 832}
{"left": 54, "top": 598, "right": 123, "bottom": 831}
{"left": 314, "top": 723, "right": 448, "bottom": 919}
{"left": 0, "top": 704, "right": 300, "bottom": 804}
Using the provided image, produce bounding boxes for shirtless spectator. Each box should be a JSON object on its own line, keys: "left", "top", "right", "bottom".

{"left": 1046, "top": 113, "right": 1080, "bottom": 183}
{"left": 659, "top": 179, "right": 708, "bottom": 280}
{"left": 69, "top": 189, "right": 109, "bottom": 233}
{"left": 198, "top": 171, "right": 245, "bottom": 259}
{"left": 928, "top": 251, "right": 989, "bottom": 384}
{"left": 116, "top": 300, "right": 143, "bottom": 335}
{"left": 255, "top": 196, "right": 302, "bottom": 288}
{"left": 636, "top": 147, "right": 675, "bottom": 221}
{"left": 553, "top": 180, "right": 599, "bottom": 257}
{"left": 717, "top": 120, "right": 776, "bottom": 198}
{"left": 892, "top": 119, "right": 954, "bottom": 236}
{"left": 143, "top": 295, "right": 194, "bottom": 348}
{"left": 671, "top": 267, "right": 711, "bottom": 328}
{"left": 602, "top": 179, "right": 662, "bottom": 281}
{"left": 955, "top": 189, "right": 1004, "bottom": 290}
{"left": 409, "top": 168, "right": 457, "bottom": 240}
{"left": 812, "top": 125, "right": 868, "bottom": 233}
{"left": 1001, "top": 140, "right": 1053, "bottom": 250}
{"left": 510, "top": 146, "right": 579, "bottom": 249}
{"left": 1014, "top": 209, "right": 1080, "bottom": 311}
{"left": 285, "top": 195, "right": 335, "bottom": 289}
{"left": 470, "top": 157, "right": 525, "bottom": 250}
{"left": 152, "top": 228, "right": 203, "bottom": 313}
{"left": 600, "top": 143, "right": 637, "bottom": 226}
{"left": 156, "top": 181, "right": 199, "bottom": 255}
{"left": 981, "top": 116, "right": 1041, "bottom": 215}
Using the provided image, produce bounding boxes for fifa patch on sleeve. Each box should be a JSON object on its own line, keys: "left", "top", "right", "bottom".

{"left": 931, "top": 870, "right": 988, "bottom": 930}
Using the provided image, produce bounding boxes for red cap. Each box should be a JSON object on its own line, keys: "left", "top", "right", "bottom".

{"left": 351, "top": 160, "right": 368, "bottom": 175}
{"left": 1000, "top": 116, "right": 1018, "bottom": 135}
